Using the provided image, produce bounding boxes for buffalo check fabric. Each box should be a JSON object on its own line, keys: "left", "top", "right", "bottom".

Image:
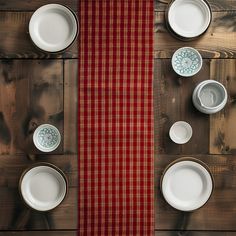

{"left": 78, "top": 0, "right": 154, "bottom": 235}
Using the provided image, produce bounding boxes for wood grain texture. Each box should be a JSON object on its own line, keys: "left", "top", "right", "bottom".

{"left": 155, "top": 155, "right": 236, "bottom": 231}
{"left": 0, "top": 0, "right": 77, "bottom": 11}
{"left": 210, "top": 59, "right": 236, "bottom": 154}
{"left": 155, "top": 231, "right": 236, "bottom": 236}
{"left": 0, "top": 155, "right": 77, "bottom": 230}
{"left": 64, "top": 60, "right": 77, "bottom": 154}
{"left": 0, "top": 232, "right": 76, "bottom": 236}
{"left": 0, "top": 60, "right": 64, "bottom": 155}
{"left": 154, "top": 59, "right": 210, "bottom": 155}
{"left": 154, "top": 12, "right": 236, "bottom": 59}
{"left": 155, "top": 0, "right": 236, "bottom": 12}
{"left": 0, "top": 12, "right": 78, "bottom": 59}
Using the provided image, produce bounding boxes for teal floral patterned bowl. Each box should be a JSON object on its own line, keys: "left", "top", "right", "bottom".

{"left": 171, "top": 47, "right": 203, "bottom": 77}
{"left": 33, "top": 124, "right": 61, "bottom": 152}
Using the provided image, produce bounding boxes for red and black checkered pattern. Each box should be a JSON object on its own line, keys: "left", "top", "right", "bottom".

{"left": 78, "top": 0, "right": 154, "bottom": 235}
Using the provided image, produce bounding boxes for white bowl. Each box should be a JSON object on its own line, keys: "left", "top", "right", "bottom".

{"left": 33, "top": 124, "right": 61, "bottom": 152}
{"left": 29, "top": 4, "right": 78, "bottom": 52}
{"left": 161, "top": 159, "right": 213, "bottom": 211}
{"left": 20, "top": 164, "right": 67, "bottom": 211}
{"left": 168, "top": 0, "right": 211, "bottom": 38}
{"left": 169, "top": 121, "right": 192, "bottom": 144}
{"left": 192, "top": 80, "right": 228, "bottom": 114}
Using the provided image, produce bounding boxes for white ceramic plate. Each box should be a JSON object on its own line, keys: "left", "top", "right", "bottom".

{"left": 168, "top": 0, "right": 211, "bottom": 38}
{"left": 20, "top": 165, "right": 67, "bottom": 211}
{"left": 169, "top": 121, "right": 192, "bottom": 144}
{"left": 29, "top": 4, "right": 78, "bottom": 52}
{"left": 161, "top": 160, "right": 213, "bottom": 211}
{"left": 33, "top": 124, "right": 61, "bottom": 152}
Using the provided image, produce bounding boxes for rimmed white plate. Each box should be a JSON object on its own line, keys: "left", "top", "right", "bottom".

{"left": 29, "top": 4, "right": 78, "bottom": 52}
{"left": 169, "top": 121, "right": 192, "bottom": 144}
{"left": 20, "top": 164, "right": 67, "bottom": 211}
{"left": 33, "top": 124, "right": 61, "bottom": 152}
{"left": 161, "top": 159, "right": 213, "bottom": 211}
{"left": 168, "top": 0, "right": 211, "bottom": 38}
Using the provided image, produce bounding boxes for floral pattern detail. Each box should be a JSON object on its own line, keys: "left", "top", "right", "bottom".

{"left": 37, "top": 127, "right": 59, "bottom": 149}
{"left": 173, "top": 48, "right": 201, "bottom": 76}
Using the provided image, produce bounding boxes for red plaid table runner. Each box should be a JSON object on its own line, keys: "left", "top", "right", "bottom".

{"left": 78, "top": 0, "right": 154, "bottom": 235}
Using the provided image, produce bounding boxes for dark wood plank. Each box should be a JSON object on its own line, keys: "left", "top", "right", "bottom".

{"left": 0, "top": 0, "right": 77, "bottom": 11}
{"left": 154, "top": 12, "right": 236, "bottom": 59}
{"left": 0, "top": 60, "right": 64, "bottom": 155}
{"left": 0, "top": 154, "right": 77, "bottom": 230}
{"left": 155, "top": 231, "right": 236, "bottom": 236}
{"left": 0, "top": 12, "right": 77, "bottom": 59}
{"left": 155, "top": 0, "right": 236, "bottom": 12}
{"left": 0, "top": 187, "right": 77, "bottom": 230}
{"left": 155, "top": 155, "right": 236, "bottom": 231}
{"left": 0, "top": 232, "right": 76, "bottom": 236}
{"left": 155, "top": 59, "right": 210, "bottom": 155}
{"left": 210, "top": 59, "right": 236, "bottom": 154}
{"left": 0, "top": 154, "right": 77, "bottom": 188}
{"left": 64, "top": 60, "right": 77, "bottom": 154}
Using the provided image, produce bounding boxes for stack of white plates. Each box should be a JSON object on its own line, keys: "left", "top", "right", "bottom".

{"left": 161, "top": 158, "right": 213, "bottom": 211}
{"left": 166, "top": 0, "right": 212, "bottom": 40}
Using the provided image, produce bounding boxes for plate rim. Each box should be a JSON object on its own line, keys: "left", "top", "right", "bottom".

{"left": 165, "top": 0, "right": 212, "bottom": 40}
{"left": 33, "top": 124, "right": 61, "bottom": 152}
{"left": 29, "top": 3, "right": 79, "bottom": 53}
{"left": 19, "top": 162, "right": 68, "bottom": 212}
{"left": 160, "top": 157, "right": 214, "bottom": 212}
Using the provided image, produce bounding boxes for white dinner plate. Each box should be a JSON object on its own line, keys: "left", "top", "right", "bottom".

{"left": 161, "top": 159, "right": 213, "bottom": 211}
{"left": 168, "top": 0, "right": 211, "bottom": 38}
{"left": 169, "top": 121, "right": 192, "bottom": 144}
{"left": 29, "top": 4, "right": 78, "bottom": 52}
{"left": 20, "top": 164, "right": 67, "bottom": 211}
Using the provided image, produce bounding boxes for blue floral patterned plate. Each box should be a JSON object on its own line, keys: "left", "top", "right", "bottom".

{"left": 33, "top": 124, "right": 61, "bottom": 152}
{"left": 171, "top": 47, "right": 203, "bottom": 77}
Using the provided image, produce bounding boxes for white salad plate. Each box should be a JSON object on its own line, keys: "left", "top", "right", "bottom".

{"left": 29, "top": 4, "right": 78, "bottom": 52}
{"left": 168, "top": 0, "right": 211, "bottom": 38}
{"left": 33, "top": 124, "right": 61, "bottom": 152}
{"left": 169, "top": 121, "right": 192, "bottom": 144}
{"left": 20, "top": 164, "right": 67, "bottom": 211}
{"left": 161, "top": 159, "right": 213, "bottom": 211}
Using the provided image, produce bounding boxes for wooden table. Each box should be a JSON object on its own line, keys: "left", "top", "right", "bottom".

{"left": 155, "top": 0, "right": 236, "bottom": 235}
{"left": 0, "top": 0, "right": 78, "bottom": 235}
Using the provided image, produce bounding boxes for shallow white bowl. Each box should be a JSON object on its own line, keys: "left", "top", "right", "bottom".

{"left": 20, "top": 164, "right": 67, "bottom": 211}
{"left": 168, "top": 0, "right": 211, "bottom": 38}
{"left": 29, "top": 4, "right": 78, "bottom": 52}
{"left": 169, "top": 121, "right": 192, "bottom": 144}
{"left": 161, "top": 159, "right": 213, "bottom": 211}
